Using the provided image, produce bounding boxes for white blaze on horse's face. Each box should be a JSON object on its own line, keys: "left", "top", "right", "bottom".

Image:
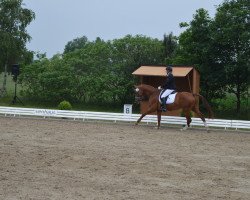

{"left": 135, "top": 88, "right": 139, "bottom": 93}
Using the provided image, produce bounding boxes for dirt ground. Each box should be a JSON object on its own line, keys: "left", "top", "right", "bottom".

{"left": 0, "top": 117, "right": 249, "bottom": 200}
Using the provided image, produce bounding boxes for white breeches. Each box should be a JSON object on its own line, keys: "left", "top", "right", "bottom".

{"left": 161, "top": 89, "right": 175, "bottom": 98}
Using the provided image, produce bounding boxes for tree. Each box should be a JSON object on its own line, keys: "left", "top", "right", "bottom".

{"left": 20, "top": 55, "right": 76, "bottom": 103}
{"left": 174, "top": 1, "right": 249, "bottom": 113}
{"left": 177, "top": 8, "right": 226, "bottom": 99}
{"left": 212, "top": 0, "right": 250, "bottom": 112}
{"left": 111, "top": 35, "right": 165, "bottom": 103}
{"left": 63, "top": 35, "right": 88, "bottom": 54}
{"left": 65, "top": 35, "right": 165, "bottom": 104}
{"left": 64, "top": 38, "right": 114, "bottom": 103}
{"left": 163, "top": 32, "right": 178, "bottom": 63}
{"left": 22, "top": 35, "right": 165, "bottom": 106}
{"left": 0, "top": 0, "right": 35, "bottom": 96}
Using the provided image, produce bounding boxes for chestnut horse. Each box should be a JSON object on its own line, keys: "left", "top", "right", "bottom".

{"left": 134, "top": 84, "right": 213, "bottom": 131}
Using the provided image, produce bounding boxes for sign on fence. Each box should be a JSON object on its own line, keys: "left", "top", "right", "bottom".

{"left": 35, "top": 109, "right": 58, "bottom": 116}
{"left": 124, "top": 104, "right": 132, "bottom": 115}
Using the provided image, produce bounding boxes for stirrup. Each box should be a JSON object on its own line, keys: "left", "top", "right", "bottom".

{"left": 161, "top": 105, "right": 167, "bottom": 112}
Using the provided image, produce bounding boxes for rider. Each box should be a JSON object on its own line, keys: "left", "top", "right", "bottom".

{"left": 158, "top": 65, "right": 176, "bottom": 112}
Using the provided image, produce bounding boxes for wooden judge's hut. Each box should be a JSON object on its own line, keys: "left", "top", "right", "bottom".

{"left": 132, "top": 65, "right": 200, "bottom": 116}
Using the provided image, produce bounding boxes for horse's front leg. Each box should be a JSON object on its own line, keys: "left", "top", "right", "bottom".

{"left": 135, "top": 106, "right": 156, "bottom": 126}
{"left": 156, "top": 110, "right": 162, "bottom": 129}
{"left": 135, "top": 113, "right": 146, "bottom": 125}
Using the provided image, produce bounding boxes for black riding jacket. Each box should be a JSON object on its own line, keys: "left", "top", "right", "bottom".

{"left": 162, "top": 72, "right": 176, "bottom": 90}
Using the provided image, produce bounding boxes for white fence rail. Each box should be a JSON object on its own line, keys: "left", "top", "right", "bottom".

{"left": 0, "top": 106, "right": 249, "bottom": 130}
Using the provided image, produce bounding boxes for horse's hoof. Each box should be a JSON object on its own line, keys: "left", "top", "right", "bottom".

{"left": 181, "top": 126, "right": 188, "bottom": 131}
{"left": 207, "top": 129, "right": 210, "bottom": 133}
{"left": 135, "top": 123, "right": 138, "bottom": 126}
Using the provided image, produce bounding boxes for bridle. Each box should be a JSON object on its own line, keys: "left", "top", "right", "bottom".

{"left": 134, "top": 87, "right": 149, "bottom": 103}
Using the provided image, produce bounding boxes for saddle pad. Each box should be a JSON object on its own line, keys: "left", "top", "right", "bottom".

{"left": 159, "top": 93, "right": 177, "bottom": 104}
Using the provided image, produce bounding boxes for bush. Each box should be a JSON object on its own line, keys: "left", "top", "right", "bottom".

{"left": 58, "top": 100, "right": 72, "bottom": 110}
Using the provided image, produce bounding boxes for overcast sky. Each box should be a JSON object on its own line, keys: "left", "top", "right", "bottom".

{"left": 23, "top": 0, "right": 224, "bottom": 58}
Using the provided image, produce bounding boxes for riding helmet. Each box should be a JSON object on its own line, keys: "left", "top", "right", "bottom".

{"left": 166, "top": 65, "right": 173, "bottom": 72}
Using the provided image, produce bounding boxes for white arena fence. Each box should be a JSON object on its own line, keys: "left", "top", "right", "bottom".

{"left": 0, "top": 106, "right": 249, "bottom": 131}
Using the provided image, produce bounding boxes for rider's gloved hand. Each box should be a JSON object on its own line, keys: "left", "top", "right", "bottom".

{"left": 158, "top": 86, "right": 162, "bottom": 90}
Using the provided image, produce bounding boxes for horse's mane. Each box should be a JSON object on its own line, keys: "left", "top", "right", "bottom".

{"left": 138, "top": 84, "right": 157, "bottom": 94}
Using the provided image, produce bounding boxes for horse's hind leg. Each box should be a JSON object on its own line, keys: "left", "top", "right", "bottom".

{"left": 192, "top": 107, "right": 210, "bottom": 132}
{"left": 181, "top": 109, "right": 192, "bottom": 131}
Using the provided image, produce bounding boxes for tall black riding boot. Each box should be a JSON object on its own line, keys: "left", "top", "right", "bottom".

{"left": 161, "top": 97, "right": 167, "bottom": 112}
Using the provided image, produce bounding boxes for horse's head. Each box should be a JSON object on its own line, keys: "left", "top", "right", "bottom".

{"left": 134, "top": 85, "right": 146, "bottom": 103}
{"left": 134, "top": 84, "right": 156, "bottom": 103}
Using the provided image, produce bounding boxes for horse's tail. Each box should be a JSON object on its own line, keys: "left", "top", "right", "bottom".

{"left": 193, "top": 94, "right": 214, "bottom": 119}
